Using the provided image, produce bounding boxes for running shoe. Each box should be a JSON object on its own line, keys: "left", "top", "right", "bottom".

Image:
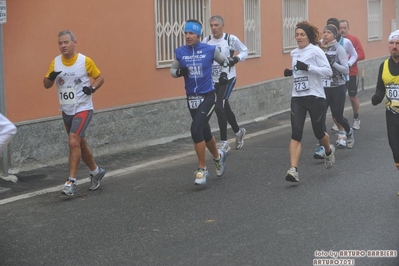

{"left": 61, "top": 179, "right": 77, "bottom": 196}
{"left": 235, "top": 128, "right": 246, "bottom": 149}
{"left": 218, "top": 141, "right": 231, "bottom": 153}
{"left": 336, "top": 132, "right": 347, "bottom": 148}
{"left": 285, "top": 167, "right": 299, "bottom": 182}
{"left": 346, "top": 129, "right": 355, "bottom": 149}
{"left": 194, "top": 168, "right": 210, "bottom": 186}
{"left": 89, "top": 167, "right": 106, "bottom": 191}
{"left": 331, "top": 124, "right": 339, "bottom": 131}
{"left": 352, "top": 119, "right": 360, "bottom": 130}
{"left": 325, "top": 144, "right": 335, "bottom": 169}
{"left": 313, "top": 146, "right": 326, "bottom": 159}
{"left": 214, "top": 149, "right": 226, "bottom": 177}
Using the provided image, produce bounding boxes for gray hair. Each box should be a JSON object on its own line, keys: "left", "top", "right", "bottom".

{"left": 209, "top": 15, "right": 224, "bottom": 26}
{"left": 58, "top": 30, "right": 76, "bottom": 41}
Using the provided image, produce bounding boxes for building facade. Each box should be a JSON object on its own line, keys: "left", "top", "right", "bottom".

{"left": 1, "top": 0, "right": 397, "bottom": 171}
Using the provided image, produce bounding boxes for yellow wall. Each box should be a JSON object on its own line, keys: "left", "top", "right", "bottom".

{"left": 3, "top": 0, "right": 395, "bottom": 122}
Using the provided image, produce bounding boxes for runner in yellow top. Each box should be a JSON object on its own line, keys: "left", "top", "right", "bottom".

{"left": 43, "top": 30, "right": 105, "bottom": 196}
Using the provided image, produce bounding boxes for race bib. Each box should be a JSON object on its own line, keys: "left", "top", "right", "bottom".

{"left": 212, "top": 64, "right": 222, "bottom": 78}
{"left": 294, "top": 77, "right": 309, "bottom": 92}
{"left": 322, "top": 76, "right": 332, "bottom": 87}
{"left": 386, "top": 84, "right": 399, "bottom": 100}
{"left": 58, "top": 87, "right": 77, "bottom": 105}
{"left": 188, "top": 95, "right": 204, "bottom": 110}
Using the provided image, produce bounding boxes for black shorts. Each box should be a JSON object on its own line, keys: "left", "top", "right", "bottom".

{"left": 346, "top": 75, "right": 358, "bottom": 97}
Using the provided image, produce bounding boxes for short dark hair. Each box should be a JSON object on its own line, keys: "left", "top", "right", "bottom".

{"left": 326, "top": 18, "right": 340, "bottom": 30}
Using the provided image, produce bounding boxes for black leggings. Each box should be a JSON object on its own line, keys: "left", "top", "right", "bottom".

{"left": 188, "top": 92, "right": 216, "bottom": 143}
{"left": 214, "top": 78, "right": 240, "bottom": 141}
{"left": 386, "top": 110, "right": 399, "bottom": 164}
{"left": 323, "top": 84, "right": 350, "bottom": 133}
{"left": 290, "top": 96, "right": 326, "bottom": 142}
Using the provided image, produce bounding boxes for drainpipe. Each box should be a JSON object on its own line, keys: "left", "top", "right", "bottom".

{"left": 0, "top": 25, "right": 9, "bottom": 177}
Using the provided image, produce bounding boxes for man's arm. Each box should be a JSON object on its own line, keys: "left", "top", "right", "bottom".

{"left": 353, "top": 36, "right": 365, "bottom": 61}
{"left": 91, "top": 74, "right": 104, "bottom": 91}
{"left": 213, "top": 48, "right": 229, "bottom": 73}
{"left": 43, "top": 60, "right": 58, "bottom": 89}
{"left": 345, "top": 39, "right": 358, "bottom": 67}
{"left": 43, "top": 77, "right": 54, "bottom": 89}
{"left": 372, "top": 63, "right": 386, "bottom": 105}
{"left": 170, "top": 60, "right": 181, "bottom": 78}
{"left": 231, "top": 35, "right": 249, "bottom": 62}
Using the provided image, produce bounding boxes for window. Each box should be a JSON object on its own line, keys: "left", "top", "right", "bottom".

{"left": 155, "top": 0, "right": 210, "bottom": 68}
{"left": 282, "top": 0, "right": 308, "bottom": 53}
{"left": 244, "top": 0, "right": 261, "bottom": 57}
{"left": 368, "top": 0, "right": 382, "bottom": 41}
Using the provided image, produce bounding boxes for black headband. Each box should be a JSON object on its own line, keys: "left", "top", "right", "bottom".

{"left": 296, "top": 25, "right": 314, "bottom": 43}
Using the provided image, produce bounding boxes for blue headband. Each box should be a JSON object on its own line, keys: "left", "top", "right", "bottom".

{"left": 184, "top": 21, "right": 203, "bottom": 36}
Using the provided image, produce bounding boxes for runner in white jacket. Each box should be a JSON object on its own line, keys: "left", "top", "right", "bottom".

{"left": 202, "top": 15, "right": 249, "bottom": 153}
{"left": 283, "top": 21, "right": 335, "bottom": 182}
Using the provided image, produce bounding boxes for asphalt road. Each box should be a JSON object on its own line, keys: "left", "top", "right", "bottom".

{"left": 0, "top": 89, "right": 398, "bottom": 266}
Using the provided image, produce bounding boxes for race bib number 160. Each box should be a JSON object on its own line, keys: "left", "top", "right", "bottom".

{"left": 58, "top": 88, "right": 77, "bottom": 105}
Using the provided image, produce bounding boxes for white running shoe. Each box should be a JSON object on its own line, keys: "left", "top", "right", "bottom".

{"left": 285, "top": 167, "right": 299, "bottom": 182}
{"left": 235, "top": 128, "right": 246, "bottom": 149}
{"left": 346, "top": 128, "right": 355, "bottom": 149}
{"left": 218, "top": 141, "right": 231, "bottom": 153}
{"left": 336, "top": 132, "right": 347, "bottom": 148}
{"left": 352, "top": 119, "right": 360, "bottom": 130}
{"left": 325, "top": 145, "right": 335, "bottom": 169}
{"left": 313, "top": 146, "right": 326, "bottom": 159}
{"left": 331, "top": 124, "right": 339, "bottom": 131}
{"left": 214, "top": 149, "right": 226, "bottom": 177}
{"left": 194, "top": 168, "right": 210, "bottom": 186}
{"left": 61, "top": 180, "right": 77, "bottom": 196}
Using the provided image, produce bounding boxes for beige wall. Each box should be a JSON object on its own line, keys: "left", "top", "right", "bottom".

{"left": 3, "top": 0, "right": 396, "bottom": 122}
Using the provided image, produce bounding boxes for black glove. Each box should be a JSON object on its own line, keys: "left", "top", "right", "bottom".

{"left": 371, "top": 95, "right": 381, "bottom": 106}
{"left": 326, "top": 54, "right": 335, "bottom": 66}
{"left": 176, "top": 67, "right": 188, "bottom": 77}
{"left": 219, "top": 72, "right": 228, "bottom": 85}
{"left": 295, "top": 60, "right": 309, "bottom": 71}
{"left": 284, "top": 69, "right": 293, "bottom": 77}
{"left": 229, "top": 57, "right": 239, "bottom": 67}
{"left": 47, "top": 71, "right": 62, "bottom": 81}
{"left": 82, "top": 86, "right": 94, "bottom": 95}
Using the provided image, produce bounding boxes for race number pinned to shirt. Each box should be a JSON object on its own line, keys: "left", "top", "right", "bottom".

{"left": 188, "top": 95, "right": 204, "bottom": 109}
{"left": 212, "top": 65, "right": 221, "bottom": 78}
{"left": 58, "top": 87, "right": 77, "bottom": 105}
{"left": 294, "top": 77, "right": 309, "bottom": 92}
{"left": 386, "top": 84, "right": 399, "bottom": 107}
{"left": 387, "top": 84, "right": 399, "bottom": 100}
{"left": 322, "top": 76, "right": 332, "bottom": 87}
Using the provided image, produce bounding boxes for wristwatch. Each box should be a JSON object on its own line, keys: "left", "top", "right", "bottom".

{"left": 91, "top": 86, "right": 96, "bottom": 93}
